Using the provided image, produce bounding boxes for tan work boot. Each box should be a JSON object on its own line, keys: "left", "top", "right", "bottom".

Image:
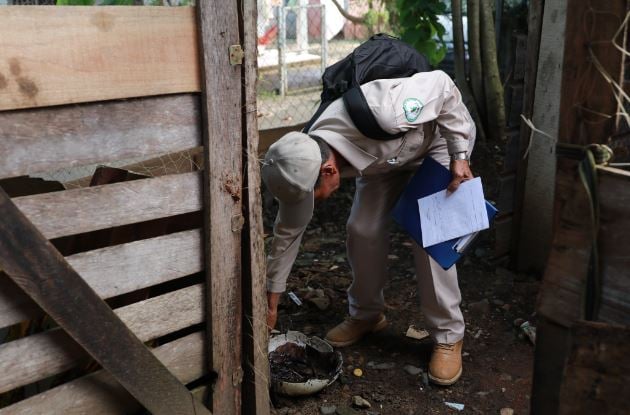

{"left": 324, "top": 314, "right": 388, "bottom": 347}
{"left": 428, "top": 340, "right": 463, "bottom": 385}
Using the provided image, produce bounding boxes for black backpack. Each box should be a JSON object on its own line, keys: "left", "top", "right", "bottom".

{"left": 303, "top": 33, "right": 431, "bottom": 140}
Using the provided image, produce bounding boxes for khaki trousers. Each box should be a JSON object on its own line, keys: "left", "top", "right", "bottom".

{"left": 345, "top": 136, "right": 466, "bottom": 344}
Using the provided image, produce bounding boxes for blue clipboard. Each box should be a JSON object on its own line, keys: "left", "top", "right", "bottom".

{"left": 391, "top": 157, "right": 498, "bottom": 270}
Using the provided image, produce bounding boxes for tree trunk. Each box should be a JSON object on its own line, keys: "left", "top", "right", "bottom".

{"left": 452, "top": 0, "right": 487, "bottom": 141}
{"left": 467, "top": 0, "right": 486, "bottom": 121}
{"left": 480, "top": 0, "right": 505, "bottom": 142}
{"left": 331, "top": 0, "right": 365, "bottom": 24}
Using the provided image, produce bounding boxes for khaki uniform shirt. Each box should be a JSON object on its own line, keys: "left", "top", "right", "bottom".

{"left": 266, "top": 70, "right": 475, "bottom": 292}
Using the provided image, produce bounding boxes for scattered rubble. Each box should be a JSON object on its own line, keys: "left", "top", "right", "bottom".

{"left": 405, "top": 325, "right": 430, "bottom": 340}
{"left": 367, "top": 361, "right": 395, "bottom": 370}
{"left": 319, "top": 404, "right": 336, "bottom": 415}
{"left": 335, "top": 406, "right": 359, "bottom": 415}
{"left": 403, "top": 364, "right": 423, "bottom": 376}
{"left": 308, "top": 296, "right": 331, "bottom": 311}
{"left": 351, "top": 395, "right": 371, "bottom": 409}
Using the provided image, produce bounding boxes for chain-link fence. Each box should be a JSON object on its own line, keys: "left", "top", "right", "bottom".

{"left": 257, "top": 0, "right": 372, "bottom": 130}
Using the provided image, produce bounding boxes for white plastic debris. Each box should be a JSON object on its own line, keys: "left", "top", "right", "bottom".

{"left": 287, "top": 291, "right": 303, "bottom": 306}
{"left": 444, "top": 402, "right": 464, "bottom": 411}
{"left": 405, "top": 325, "right": 430, "bottom": 340}
{"left": 444, "top": 401, "right": 465, "bottom": 411}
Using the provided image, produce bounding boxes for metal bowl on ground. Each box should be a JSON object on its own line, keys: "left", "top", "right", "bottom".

{"left": 268, "top": 330, "right": 343, "bottom": 396}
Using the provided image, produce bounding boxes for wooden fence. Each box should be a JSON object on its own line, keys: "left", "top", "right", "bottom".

{"left": 0, "top": 4, "right": 269, "bottom": 415}
{"left": 523, "top": 0, "right": 629, "bottom": 413}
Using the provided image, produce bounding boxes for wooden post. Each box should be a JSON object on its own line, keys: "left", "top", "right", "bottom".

{"left": 515, "top": 0, "right": 566, "bottom": 272}
{"left": 0, "top": 188, "right": 210, "bottom": 415}
{"left": 239, "top": 0, "right": 271, "bottom": 414}
{"left": 196, "top": 1, "right": 244, "bottom": 414}
{"left": 511, "top": 0, "right": 544, "bottom": 268}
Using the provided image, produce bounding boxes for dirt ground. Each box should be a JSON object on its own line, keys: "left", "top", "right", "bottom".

{"left": 263, "top": 142, "right": 540, "bottom": 415}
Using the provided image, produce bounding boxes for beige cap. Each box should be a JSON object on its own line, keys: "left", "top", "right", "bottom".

{"left": 261, "top": 132, "right": 322, "bottom": 204}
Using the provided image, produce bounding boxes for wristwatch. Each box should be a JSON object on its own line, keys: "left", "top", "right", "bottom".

{"left": 450, "top": 151, "right": 469, "bottom": 162}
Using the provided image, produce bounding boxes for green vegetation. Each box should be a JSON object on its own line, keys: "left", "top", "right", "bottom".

{"left": 395, "top": 0, "right": 448, "bottom": 66}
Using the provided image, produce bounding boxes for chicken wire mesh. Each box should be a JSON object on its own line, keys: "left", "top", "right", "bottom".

{"left": 256, "top": 0, "right": 372, "bottom": 130}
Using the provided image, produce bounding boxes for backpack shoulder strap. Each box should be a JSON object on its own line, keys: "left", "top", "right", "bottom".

{"left": 302, "top": 100, "right": 334, "bottom": 133}
{"left": 343, "top": 86, "right": 404, "bottom": 140}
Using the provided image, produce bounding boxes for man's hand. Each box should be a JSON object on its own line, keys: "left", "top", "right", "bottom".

{"left": 447, "top": 159, "right": 474, "bottom": 193}
{"left": 267, "top": 291, "right": 281, "bottom": 330}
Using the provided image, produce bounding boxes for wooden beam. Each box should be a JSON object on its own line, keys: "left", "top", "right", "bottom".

{"left": 536, "top": 160, "right": 591, "bottom": 326}
{"left": 13, "top": 171, "right": 202, "bottom": 239}
{"left": 0, "top": 332, "right": 208, "bottom": 415}
{"left": 0, "top": 94, "right": 201, "bottom": 180}
{"left": 558, "top": 321, "right": 630, "bottom": 414}
{"left": 558, "top": 1, "right": 627, "bottom": 144}
{"left": 516, "top": 0, "right": 566, "bottom": 272}
{"left": 0, "top": 229, "right": 202, "bottom": 329}
{"left": 0, "top": 284, "right": 204, "bottom": 394}
{"left": 196, "top": 2, "right": 244, "bottom": 413}
{"left": 531, "top": 317, "right": 572, "bottom": 414}
{"left": 0, "top": 6, "right": 199, "bottom": 111}
{"left": 511, "top": 0, "right": 544, "bottom": 267}
{"left": 596, "top": 166, "right": 630, "bottom": 325}
{"left": 239, "top": 0, "right": 271, "bottom": 413}
{"left": 0, "top": 188, "right": 209, "bottom": 415}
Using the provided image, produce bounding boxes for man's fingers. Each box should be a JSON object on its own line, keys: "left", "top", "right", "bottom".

{"left": 447, "top": 177, "right": 463, "bottom": 193}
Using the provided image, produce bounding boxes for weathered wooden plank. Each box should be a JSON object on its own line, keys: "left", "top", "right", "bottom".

{"left": 493, "top": 214, "right": 513, "bottom": 258}
{"left": 0, "top": 332, "right": 207, "bottom": 415}
{"left": 197, "top": 2, "right": 244, "bottom": 413}
{"left": 505, "top": 83, "right": 523, "bottom": 128}
{"left": 64, "top": 147, "right": 204, "bottom": 189}
{"left": 511, "top": 0, "right": 544, "bottom": 267}
{"left": 0, "top": 7, "right": 199, "bottom": 111}
{"left": 0, "top": 229, "right": 202, "bottom": 329}
{"left": 538, "top": 164, "right": 630, "bottom": 327}
{"left": 512, "top": 33, "right": 527, "bottom": 81}
{"left": 0, "top": 188, "right": 209, "bottom": 415}
{"left": 496, "top": 174, "right": 515, "bottom": 214}
{"left": 558, "top": 321, "right": 630, "bottom": 414}
{"left": 13, "top": 171, "right": 202, "bottom": 239}
{"left": 558, "top": 0, "right": 627, "bottom": 145}
{"left": 537, "top": 162, "right": 591, "bottom": 326}
{"left": 595, "top": 166, "right": 630, "bottom": 325}
{"left": 531, "top": 317, "right": 572, "bottom": 415}
{"left": 516, "top": 0, "right": 566, "bottom": 272}
{"left": 502, "top": 128, "right": 521, "bottom": 174}
{"left": 240, "top": 0, "right": 271, "bottom": 413}
{"left": 0, "top": 95, "right": 201, "bottom": 180}
{"left": 0, "top": 284, "right": 203, "bottom": 394}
